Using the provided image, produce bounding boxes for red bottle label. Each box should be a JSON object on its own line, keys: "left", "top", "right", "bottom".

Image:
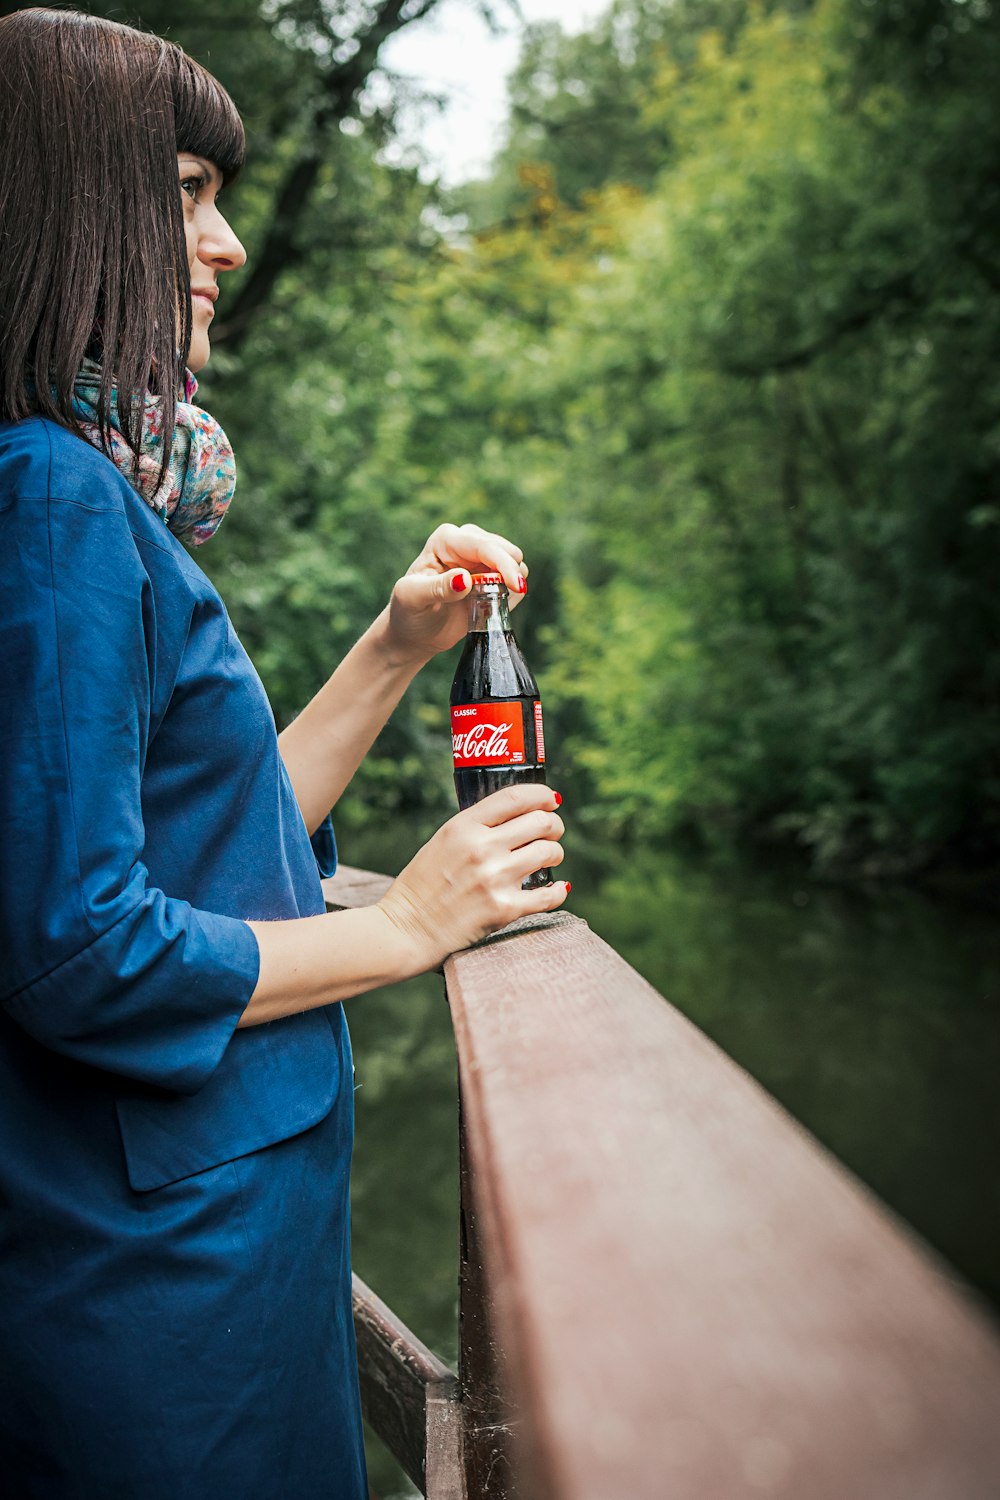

{"left": 452, "top": 702, "right": 526, "bottom": 767}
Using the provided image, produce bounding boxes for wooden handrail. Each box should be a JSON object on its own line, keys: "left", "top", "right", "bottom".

{"left": 326, "top": 866, "right": 1000, "bottom": 1500}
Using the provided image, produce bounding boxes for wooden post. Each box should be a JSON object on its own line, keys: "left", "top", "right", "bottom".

{"left": 327, "top": 870, "right": 466, "bottom": 1499}
{"left": 458, "top": 1089, "right": 515, "bottom": 1499}
{"left": 351, "top": 1274, "right": 463, "bottom": 1500}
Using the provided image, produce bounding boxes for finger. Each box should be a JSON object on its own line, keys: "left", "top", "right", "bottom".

{"left": 507, "top": 560, "right": 530, "bottom": 615}
{"left": 497, "top": 809, "right": 565, "bottom": 850}
{"left": 463, "top": 783, "right": 561, "bottom": 827}
{"left": 467, "top": 549, "right": 524, "bottom": 595}
{"left": 408, "top": 567, "right": 473, "bottom": 600}
{"left": 419, "top": 547, "right": 522, "bottom": 597}
{"left": 431, "top": 525, "right": 525, "bottom": 594}
{"left": 509, "top": 838, "right": 565, "bottom": 882}
{"left": 515, "top": 878, "right": 571, "bottom": 918}
{"left": 453, "top": 523, "right": 523, "bottom": 564}
{"left": 394, "top": 568, "right": 471, "bottom": 609}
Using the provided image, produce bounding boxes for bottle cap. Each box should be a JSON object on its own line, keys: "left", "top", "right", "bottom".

{"left": 470, "top": 571, "right": 505, "bottom": 586}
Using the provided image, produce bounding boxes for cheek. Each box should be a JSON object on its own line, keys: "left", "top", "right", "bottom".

{"left": 184, "top": 216, "right": 199, "bottom": 272}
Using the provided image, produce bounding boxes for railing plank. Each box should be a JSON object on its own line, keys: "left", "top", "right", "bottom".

{"left": 323, "top": 865, "right": 393, "bottom": 910}
{"left": 445, "top": 909, "right": 1000, "bottom": 1500}
{"left": 351, "top": 1274, "right": 462, "bottom": 1499}
{"left": 328, "top": 868, "right": 1000, "bottom": 1498}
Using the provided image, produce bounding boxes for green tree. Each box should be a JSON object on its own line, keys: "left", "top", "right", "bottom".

{"left": 449, "top": 0, "right": 1000, "bottom": 875}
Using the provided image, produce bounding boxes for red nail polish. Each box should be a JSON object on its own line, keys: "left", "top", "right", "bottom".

{"left": 553, "top": 792, "right": 562, "bottom": 807}
{"left": 565, "top": 881, "right": 572, "bottom": 895}
{"left": 517, "top": 576, "right": 528, "bottom": 594}
{"left": 451, "top": 573, "right": 468, "bottom": 593}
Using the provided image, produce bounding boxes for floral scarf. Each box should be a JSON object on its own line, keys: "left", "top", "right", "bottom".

{"left": 70, "top": 358, "right": 236, "bottom": 546}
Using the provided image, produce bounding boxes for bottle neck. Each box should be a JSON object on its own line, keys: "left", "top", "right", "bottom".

{"left": 467, "top": 584, "right": 511, "bottom": 633}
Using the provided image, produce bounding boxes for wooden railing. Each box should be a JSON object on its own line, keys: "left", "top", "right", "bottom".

{"left": 325, "top": 865, "right": 1000, "bottom": 1500}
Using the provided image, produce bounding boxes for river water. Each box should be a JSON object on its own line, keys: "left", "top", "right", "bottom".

{"left": 343, "top": 827, "right": 1000, "bottom": 1496}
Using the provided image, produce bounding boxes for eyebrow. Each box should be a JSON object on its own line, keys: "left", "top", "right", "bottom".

{"left": 178, "top": 155, "right": 222, "bottom": 188}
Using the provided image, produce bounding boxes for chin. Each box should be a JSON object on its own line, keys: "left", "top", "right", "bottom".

{"left": 187, "top": 339, "right": 210, "bottom": 375}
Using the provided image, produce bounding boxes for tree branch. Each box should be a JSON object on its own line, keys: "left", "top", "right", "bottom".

{"left": 957, "top": 240, "right": 1000, "bottom": 296}
{"left": 214, "top": 0, "right": 445, "bottom": 350}
{"left": 720, "top": 270, "right": 918, "bottom": 379}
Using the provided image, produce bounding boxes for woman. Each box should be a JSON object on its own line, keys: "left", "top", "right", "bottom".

{"left": 0, "top": 10, "right": 567, "bottom": 1497}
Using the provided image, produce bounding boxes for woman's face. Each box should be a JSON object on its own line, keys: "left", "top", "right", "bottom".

{"left": 177, "top": 154, "right": 246, "bottom": 374}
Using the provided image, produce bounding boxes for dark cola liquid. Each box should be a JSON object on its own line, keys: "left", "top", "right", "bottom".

{"left": 450, "top": 620, "right": 551, "bottom": 890}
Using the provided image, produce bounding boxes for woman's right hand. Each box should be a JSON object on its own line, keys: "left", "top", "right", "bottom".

{"left": 242, "top": 785, "right": 565, "bottom": 1027}
{"left": 377, "top": 784, "right": 568, "bottom": 969}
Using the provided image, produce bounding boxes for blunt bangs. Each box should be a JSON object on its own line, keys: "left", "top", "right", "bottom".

{"left": 171, "top": 49, "right": 246, "bottom": 186}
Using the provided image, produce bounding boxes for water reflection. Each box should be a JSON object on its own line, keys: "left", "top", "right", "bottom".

{"left": 346, "top": 829, "right": 1000, "bottom": 1496}
{"left": 569, "top": 842, "right": 1000, "bottom": 1309}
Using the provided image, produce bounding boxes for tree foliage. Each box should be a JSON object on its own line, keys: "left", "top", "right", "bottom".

{"left": 450, "top": 0, "right": 1000, "bottom": 876}
{"left": 34, "top": 0, "right": 1000, "bottom": 876}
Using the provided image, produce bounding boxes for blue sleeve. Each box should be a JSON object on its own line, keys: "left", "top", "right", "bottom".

{"left": 0, "top": 486, "right": 260, "bottom": 1093}
{"left": 310, "top": 814, "right": 338, "bottom": 879}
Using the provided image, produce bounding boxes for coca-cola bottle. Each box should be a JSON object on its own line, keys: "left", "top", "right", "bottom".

{"left": 450, "top": 571, "right": 551, "bottom": 889}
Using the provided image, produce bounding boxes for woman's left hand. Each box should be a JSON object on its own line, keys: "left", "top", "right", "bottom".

{"left": 381, "top": 523, "right": 529, "bottom": 665}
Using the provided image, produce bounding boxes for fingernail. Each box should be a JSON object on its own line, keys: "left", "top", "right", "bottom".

{"left": 517, "top": 576, "right": 528, "bottom": 594}
{"left": 451, "top": 572, "right": 469, "bottom": 593}
{"left": 553, "top": 791, "right": 562, "bottom": 807}
{"left": 565, "top": 881, "right": 572, "bottom": 895}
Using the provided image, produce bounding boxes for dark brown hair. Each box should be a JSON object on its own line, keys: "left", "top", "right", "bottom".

{"left": 0, "top": 8, "right": 244, "bottom": 481}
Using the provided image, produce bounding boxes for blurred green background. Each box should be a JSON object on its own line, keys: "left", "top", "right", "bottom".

{"left": 16, "top": 1, "right": 998, "bottom": 1492}
{"left": 43, "top": 0, "right": 998, "bottom": 887}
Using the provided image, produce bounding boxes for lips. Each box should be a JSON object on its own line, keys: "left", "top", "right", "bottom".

{"left": 191, "top": 287, "right": 218, "bottom": 312}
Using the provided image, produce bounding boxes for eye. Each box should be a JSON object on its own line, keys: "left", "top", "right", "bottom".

{"left": 180, "top": 172, "right": 206, "bottom": 202}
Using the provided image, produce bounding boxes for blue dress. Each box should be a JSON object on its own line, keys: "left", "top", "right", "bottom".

{"left": 0, "top": 417, "right": 368, "bottom": 1499}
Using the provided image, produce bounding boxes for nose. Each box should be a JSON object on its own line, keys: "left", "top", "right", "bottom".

{"left": 196, "top": 204, "right": 247, "bottom": 273}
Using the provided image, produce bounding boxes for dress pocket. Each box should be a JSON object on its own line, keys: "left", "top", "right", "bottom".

{"left": 116, "top": 1006, "right": 343, "bottom": 1191}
